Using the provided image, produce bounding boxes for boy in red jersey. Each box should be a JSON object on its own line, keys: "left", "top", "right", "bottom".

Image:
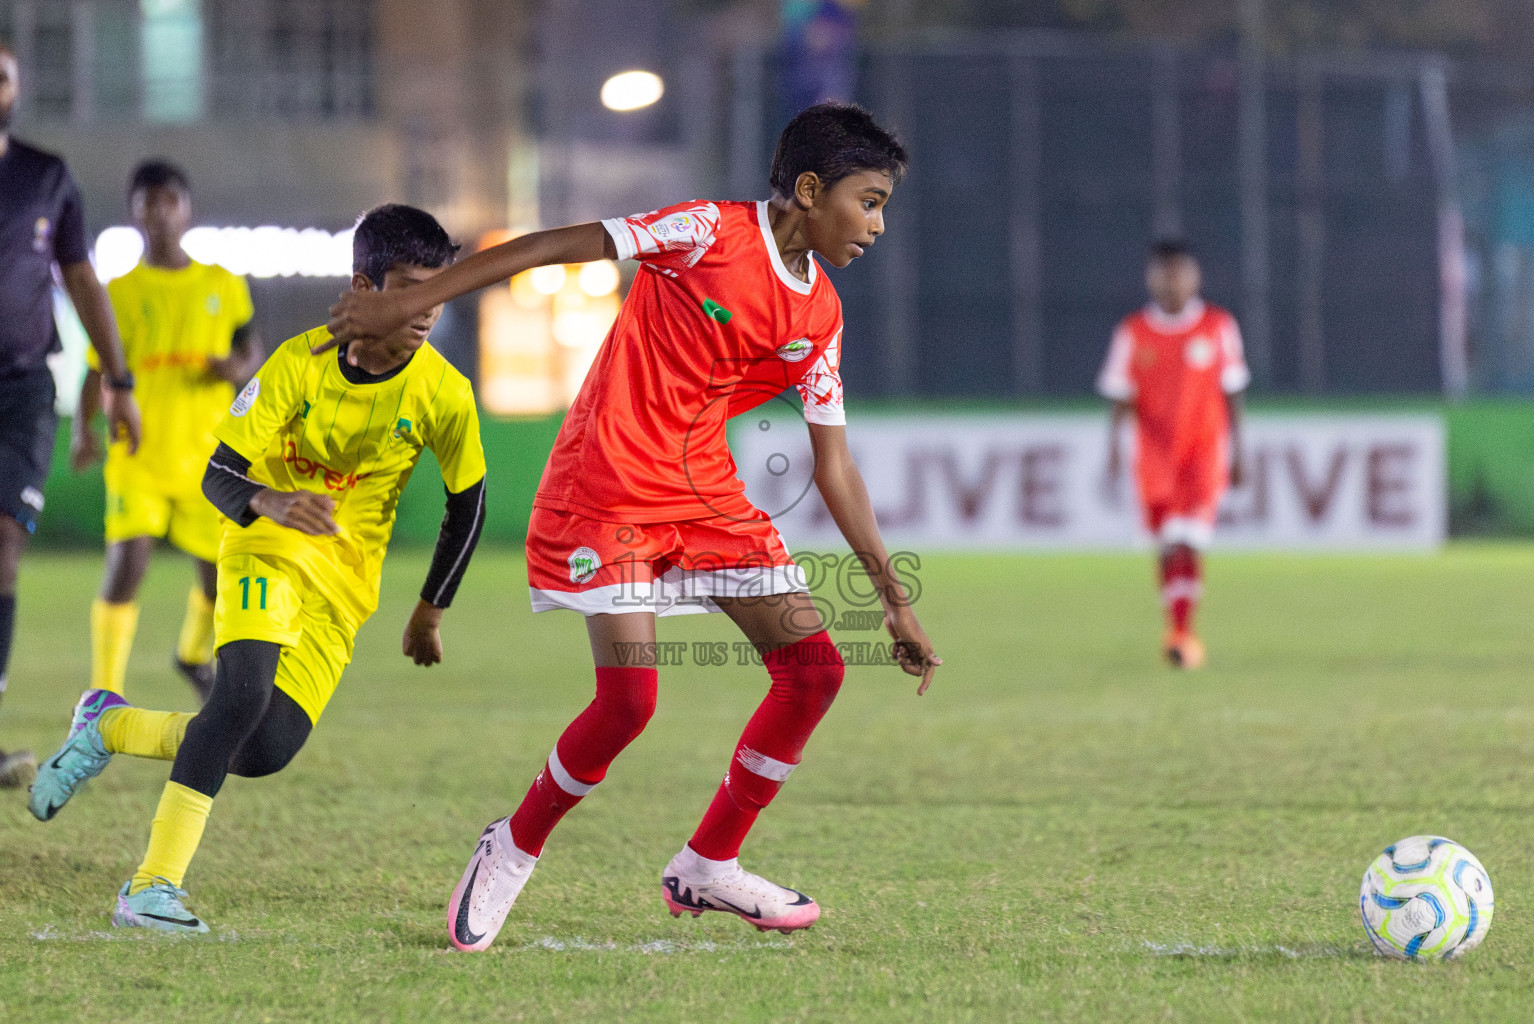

{"left": 324, "top": 103, "right": 940, "bottom": 950}
{"left": 1098, "top": 240, "right": 1248, "bottom": 669}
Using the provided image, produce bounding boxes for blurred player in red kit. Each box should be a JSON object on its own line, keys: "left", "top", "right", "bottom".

{"left": 1098, "top": 241, "right": 1248, "bottom": 669}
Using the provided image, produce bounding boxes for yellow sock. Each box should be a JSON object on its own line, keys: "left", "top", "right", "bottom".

{"left": 98, "top": 706, "right": 191, "bottom": 761}
{"left": 91, "top": 599, "right": 140, "bottom": 696}
{"left": 130, "top": 781, "right": 213, "bottom": 895}
{"left": 176, "top": 587, "right": 216, "bottom": 666}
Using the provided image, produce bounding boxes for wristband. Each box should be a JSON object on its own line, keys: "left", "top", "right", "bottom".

{"left": 105, "top": 371, "right": 136, "bottom": 391}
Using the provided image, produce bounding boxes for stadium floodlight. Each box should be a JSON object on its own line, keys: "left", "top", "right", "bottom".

{"left": 94, "top": 225, "right": 356, "bottom": 281}
{"left": 578, "top": 260, "right": 619, "bottom": 297}
{"left": 529, "top": 264, "right": 568, "bottom": 295}
{"left": 600, "top": 70, "right": 664, "bottom": 111}
{"left": 93, "top": 226, "right": 145, "bottom": 282}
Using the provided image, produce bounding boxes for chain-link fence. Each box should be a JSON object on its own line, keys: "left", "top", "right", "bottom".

{"left": 727, "top": 31, "right": 1534, "bottom": 400}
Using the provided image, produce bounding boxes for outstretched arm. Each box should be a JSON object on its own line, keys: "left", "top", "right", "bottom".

{"left": 320, "top": 223, "right": 615, "bottom": 360}
{"left": 808, "top": 422, "right": 941, "bottom": 694}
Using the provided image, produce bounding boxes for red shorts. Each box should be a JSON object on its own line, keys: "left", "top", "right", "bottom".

{"left": 1136, "top": 437, "right": 1229, "bottom": 549}
{"left": 526, "top": 505, "right": 807, "bottom": 617}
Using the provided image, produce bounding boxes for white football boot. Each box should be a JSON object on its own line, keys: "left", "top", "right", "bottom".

{"left": 447, "top": 816, "right": 538, "bottom": 952}
{"left": 661, "top": 844, "right": 821, "bottom": 934}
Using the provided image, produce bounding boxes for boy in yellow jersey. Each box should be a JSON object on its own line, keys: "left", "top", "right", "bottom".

{"left": 29, "top": 205, "right": 487, "bottom": 935}
{"left": 72, "top": 161, "right": 261, "bottom": 702}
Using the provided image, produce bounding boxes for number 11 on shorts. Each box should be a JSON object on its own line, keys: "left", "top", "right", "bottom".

{"left": 238, "top": 576, "right": 268, "bottom": 611}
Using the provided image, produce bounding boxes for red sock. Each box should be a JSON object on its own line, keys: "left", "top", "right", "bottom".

{"left": 1160, "top": 546, "right": 1203, "bottom": 633}
{"left": 507, "top": 665, "right": 657, "bottom": 856}
{"left": 689, "top": 631, "right": 845, "bottom": 861}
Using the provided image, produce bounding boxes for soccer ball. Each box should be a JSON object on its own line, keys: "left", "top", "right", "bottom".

{"left": 1358, "top": 835, "right": 1493, "bottom": 960}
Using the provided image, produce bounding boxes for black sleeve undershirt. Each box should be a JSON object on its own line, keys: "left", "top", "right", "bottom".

{"left": 422, "top": 477, "right": 485, "bottom": 609}
{"left": 202, "top": 441, "right": 485, "bottom": 610}
{"left": 203, "top": 443, "right": 262, "bottom": 527}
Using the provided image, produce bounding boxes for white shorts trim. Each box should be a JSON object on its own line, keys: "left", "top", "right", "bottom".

{"left": 1160, "top": 578, "right": 1205, "bottom": 604}
{"left": 547, "top": 747, "right": 597, "bottom": 797}
{"left": 1159, "top": 516, "right": 1214, "bottom": 550}
{"left": 735, "top": 746, "right": 797, "bottom": 782}
{"left": 529, "top": 564, "right": 808, "bottom": 618}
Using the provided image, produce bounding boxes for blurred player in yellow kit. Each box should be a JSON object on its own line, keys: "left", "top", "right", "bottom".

{"left": 72, "top": 161, "right": 261, "bottom": 702}
{"left": 30, "top": 204, "right": 487, "bottom": 935}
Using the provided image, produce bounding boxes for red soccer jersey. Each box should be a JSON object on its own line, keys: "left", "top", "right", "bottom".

{"left": 534, "top": 200, "right": 845, "bottom": 524}
{"left": 1096, "top": 299, "right": 1249, "bottom": 469}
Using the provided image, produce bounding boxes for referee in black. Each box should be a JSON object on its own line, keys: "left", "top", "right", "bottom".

{"left": 0, "top": 42, "right": 140, "bottom": 786}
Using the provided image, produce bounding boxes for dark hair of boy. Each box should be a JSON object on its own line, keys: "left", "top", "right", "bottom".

{"left": 1149, "top": 239, "right": 1196, "bottom": 263}
{"left": 768, "top": 101, "right": 909, "bottom": 198}
{"left": 352, "top": 203, "right": 460, "bottom": 288}
{"left": 128, "top": 159, "right": 191, "bottom": 201}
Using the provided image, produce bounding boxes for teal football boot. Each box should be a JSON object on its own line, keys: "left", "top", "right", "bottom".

{"left": 112, "top": 878, "right": 210, "bottom": 934}
{"left": 28, "top": 689, "right": 129, "bottom": 821}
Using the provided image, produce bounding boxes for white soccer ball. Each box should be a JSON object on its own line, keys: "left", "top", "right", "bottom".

{"left": 1359, "top": 835, "right": 1493, "bottom": 960}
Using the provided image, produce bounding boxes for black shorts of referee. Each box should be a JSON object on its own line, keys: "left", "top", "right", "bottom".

{"left": 0, "top": 367, "right": 56, "bottom": 535}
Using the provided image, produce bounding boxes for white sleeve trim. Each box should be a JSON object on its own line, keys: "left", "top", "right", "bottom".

{"left": 795, "top": 329, "right": 844, "bottom": 425}
{"left": 801, "top": 403, "right": 846, "bottom": 426}
{"left": 1219, "top": 317, "right": 1251, "bottom": 393}
{"left": 1096, "top": 325, "right": 1136, "bottom": 400}
{"left": 601, "top": 217, "right": 639, "bottom": 262}
{"left": 1222, "top": 364, "right": 1252, "bottom": 393}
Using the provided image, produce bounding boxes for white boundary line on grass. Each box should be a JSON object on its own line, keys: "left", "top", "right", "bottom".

{"left": 524, "top": 935, "right": 794, "bottom": 954}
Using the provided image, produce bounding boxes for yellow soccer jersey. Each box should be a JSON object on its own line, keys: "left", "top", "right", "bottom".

{"left": 213, "top": 328, "right": 485, "bottom": 626}
{"left": 96, "top": 261, "right": 255, "bottom": 490}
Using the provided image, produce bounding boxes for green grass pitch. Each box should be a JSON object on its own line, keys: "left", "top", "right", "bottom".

{"left": 3, "top": 545, "right": 1534, "bottom": 1022}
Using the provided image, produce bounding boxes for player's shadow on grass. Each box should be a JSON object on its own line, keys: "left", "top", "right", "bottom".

{"left": 1139, "top": 941, "right": 1377, "bottom": 961}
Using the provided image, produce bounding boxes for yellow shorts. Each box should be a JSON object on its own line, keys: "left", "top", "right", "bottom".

{"left": 214, "top": 552, "right": 357, "bottom": 725}
{"left": 105, "top": 464, "right": 222, "bottom": 563}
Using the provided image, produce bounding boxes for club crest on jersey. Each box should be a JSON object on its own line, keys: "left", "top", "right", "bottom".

{"left": 33, "top": 217, "right": 51, "bottom": 254}
{"left": 230, "top": 377, "right": 260, "bottom": 416}
{"left": 776, "top": 338, "right": 813, "bottom": 363}
{"left": 568, "top": 547, "right": 601, "bottom": 585}
{"left": 393, "top": 417, "right": 413, "bottom": 439}
{"left": 206, "top": 294, "right": 222, "bottom": 315}
{"left": 1184, "top": 336, "right": 1216, "bottom": 370}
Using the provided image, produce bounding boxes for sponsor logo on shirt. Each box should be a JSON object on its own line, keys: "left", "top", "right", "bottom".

{"left": 1184, "top": 336, "right": 1216, "bottom": 370}
{"left": 230, "top": 377, "right": 261, "bottom": 416}
{"left": 280, "top": 439, "right": 372, "bottom": 491}
{"left": 568, "top": 546, "right": 602, "bottom": 585}
{"left": 776, "top": 338, "right": 813, "bottom": 363}
{"left": 137, "top": 352, "right": 209, "bottom": 372}
{"left": 33, "top": 218, "right": 50, "bottom": 254}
